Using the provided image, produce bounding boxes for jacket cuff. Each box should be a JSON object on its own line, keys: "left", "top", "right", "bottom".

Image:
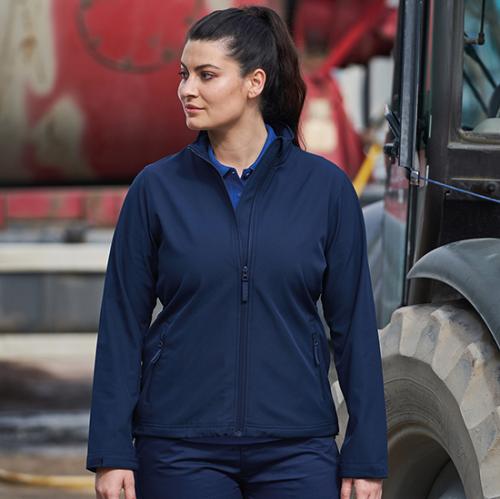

{"left": 338, "top": 461, "right": 388, "bottom": 479}
{"left": 86, "top": 455, "right": 139, "bottom": 474}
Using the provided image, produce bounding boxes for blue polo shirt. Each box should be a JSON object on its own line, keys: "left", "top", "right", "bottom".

{"left": 208, "top": 123, "right": 277, "bottom": 209}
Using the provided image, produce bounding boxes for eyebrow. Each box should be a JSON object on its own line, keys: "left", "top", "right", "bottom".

{"left": 180, "top": 62, "right": 222, "bottom": 71}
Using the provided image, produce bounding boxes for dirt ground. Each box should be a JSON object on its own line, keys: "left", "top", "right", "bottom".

{"left": 0, "top": 448, "right": 95, "bottom": 499}
{"left": 0, "top": 334, "right": 99, "bottom": 498}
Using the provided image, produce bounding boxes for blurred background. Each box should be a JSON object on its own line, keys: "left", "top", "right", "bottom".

{"left": 0, "top": 0, "right": 398, "bottom": 496}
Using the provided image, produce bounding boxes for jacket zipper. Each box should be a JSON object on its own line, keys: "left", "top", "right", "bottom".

{"left": 187, "top": 145, "right": 245, "bottom": 436}
{"left": 187, "top": 140, "right": 282, "bottom": 436}
{"left": 235, "top": 186, "right": 259, "bottom": 434}
{"left": 235, "top": 166, "right": 279, "bottom": 434}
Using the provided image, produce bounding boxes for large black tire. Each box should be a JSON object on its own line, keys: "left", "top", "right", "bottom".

{"left": 331, "top": 299, "right": 500, "bottom": 499}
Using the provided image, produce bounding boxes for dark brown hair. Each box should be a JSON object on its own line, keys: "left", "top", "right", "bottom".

{"left": 185, "top": 5, "right": 306, "bottom": 148}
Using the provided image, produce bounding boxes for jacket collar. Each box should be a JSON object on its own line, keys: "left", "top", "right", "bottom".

{"left": 187, "top": 123, "right": 295, "bottom": 167}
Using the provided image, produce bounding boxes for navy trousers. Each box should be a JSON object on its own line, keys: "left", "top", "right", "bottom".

{"left": 133, "top": 436, "right": 342, "bottom": 499}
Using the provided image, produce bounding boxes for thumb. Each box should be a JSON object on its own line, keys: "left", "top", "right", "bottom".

{"left": 341, "top": 477, "right": 353, "bottom": 499}
{"left": 123, "top": 472, "right": 136, "bottom": 499}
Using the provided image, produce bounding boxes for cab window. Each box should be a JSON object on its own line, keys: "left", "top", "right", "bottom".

{"left": 461, "top": 0, "right": 500, "bottom": 135}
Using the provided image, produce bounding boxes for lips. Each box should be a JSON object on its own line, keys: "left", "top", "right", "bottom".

{"left": 185, "top": 105, "right": 203, "bottom": 110}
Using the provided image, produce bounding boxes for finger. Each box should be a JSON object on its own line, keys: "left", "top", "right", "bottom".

{"left": 370, "top": 484, "right": 383, "bottom": 499}
{"left": 96, "top": 491, "right": 119, "bottom": 499}
{"left": 99, "top": 488, "right": 121, "bottom": 499}
{"left": 124, "top": 473, "right": 137, "bottom": 499}
{"left": 369, "top": 480, "right": 383, "bottom": 499}
{"left": 353, "top": 479, "right": 370, "bottom": 499}
{"left": 341, "top": 477, "right": 353, "bottom": 499}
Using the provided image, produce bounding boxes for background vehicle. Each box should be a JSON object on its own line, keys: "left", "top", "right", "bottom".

{"left": 330, "top": 1, "right": 500, "bottom": 498}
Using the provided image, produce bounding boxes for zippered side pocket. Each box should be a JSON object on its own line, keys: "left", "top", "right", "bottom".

{"left": 143, "top": 335, "right": 165, "bottom": 404}
{"left": 312, "top": 332, "right": 329, "bottom": 401}
{"left": 143, "top": 318, "right": 173, "bottom": 404}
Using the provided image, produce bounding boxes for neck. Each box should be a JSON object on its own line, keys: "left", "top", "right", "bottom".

{"left": 207, "top": 115, "right": 268, "bottom": 170}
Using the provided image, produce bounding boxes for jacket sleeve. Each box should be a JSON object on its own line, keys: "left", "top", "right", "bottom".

{"left": 86, "top": 167, "right": 158, "bottom": 473}
{"left": 321, "top": 171, "right": 388, "bottom": 479}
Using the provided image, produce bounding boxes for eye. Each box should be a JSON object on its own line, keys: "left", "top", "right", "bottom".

{"left": 201, "top": 72, "right": 214, "bottom": 80}
{"left": 178, "top": 70, "right": 188, "bottom": 80}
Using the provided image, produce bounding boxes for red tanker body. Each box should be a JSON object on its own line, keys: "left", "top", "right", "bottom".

{"left": 6, "top": 0, "right": 274, "bottom": 184}
{"left": 0, "top": 0, "right": 396, "bottom": 229}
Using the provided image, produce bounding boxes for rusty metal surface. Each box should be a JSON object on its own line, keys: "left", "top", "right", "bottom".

{"left": 0, "top": 0, "right": 272, "bottom": 185}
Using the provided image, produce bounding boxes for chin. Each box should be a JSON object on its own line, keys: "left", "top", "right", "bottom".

{"left": 185, "top": 118, "right": 207, "bottom": 131}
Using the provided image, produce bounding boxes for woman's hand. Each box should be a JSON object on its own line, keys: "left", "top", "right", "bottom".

{"left": 95, "top": 468, "right": 136, "bottom": 499}
{"left": 341, "top": 477, "right": 383, "bottom": 498}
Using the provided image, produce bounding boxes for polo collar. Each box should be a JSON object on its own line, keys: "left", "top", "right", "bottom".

{"left": 208, "top": 123, "right": 277, "bottom": 179}
{"left": 187, "top": 122, "right": 295, "bottom": 167}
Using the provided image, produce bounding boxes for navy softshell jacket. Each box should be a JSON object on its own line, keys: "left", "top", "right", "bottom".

{"left": 86, "top": 123, "right": 389, "bottom": 478}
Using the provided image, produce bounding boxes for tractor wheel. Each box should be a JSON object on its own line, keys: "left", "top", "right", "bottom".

{"left": 331, "top": 299, "right": 500, "bottom": 499}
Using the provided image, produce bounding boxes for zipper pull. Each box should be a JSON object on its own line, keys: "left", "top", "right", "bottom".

{"left": 150, "top": 337, "right": 165, "bottom": 365}
{"left": 150, "top": 347, "right": 162, "bottom": 365}
{"left": 241, "top": 265, "right": 249, "bottom": 302}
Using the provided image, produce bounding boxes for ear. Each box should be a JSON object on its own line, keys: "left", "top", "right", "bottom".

{"left": 246, "top": 68, "right": 266, "bottom": 100}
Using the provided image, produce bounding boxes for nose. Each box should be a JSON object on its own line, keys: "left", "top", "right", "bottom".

{"left": 178, "top": 74, "right": 199, "bottom": 100}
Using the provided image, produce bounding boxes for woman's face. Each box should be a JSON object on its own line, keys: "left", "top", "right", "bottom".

{"left": 177, "top": 39, "right": 261, "bottom": 131}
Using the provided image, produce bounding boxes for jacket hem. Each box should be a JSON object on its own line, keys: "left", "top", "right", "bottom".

{"left": 132, "top": 421, "right": 338, "bottom": 438}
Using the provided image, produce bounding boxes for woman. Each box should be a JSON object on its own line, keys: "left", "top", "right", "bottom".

{"left": 86, "top": 6, "right": 388, "bottom": 499}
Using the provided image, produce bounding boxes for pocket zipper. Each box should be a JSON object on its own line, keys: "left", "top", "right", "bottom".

{"left": 144, "top": 335, "right": 165, "bottom": 403}
{"left": 313, "top": 333, "right": 321, "bottom": 365}
{"left": 312, "top": 332, "right": 328, "bottom": 400}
